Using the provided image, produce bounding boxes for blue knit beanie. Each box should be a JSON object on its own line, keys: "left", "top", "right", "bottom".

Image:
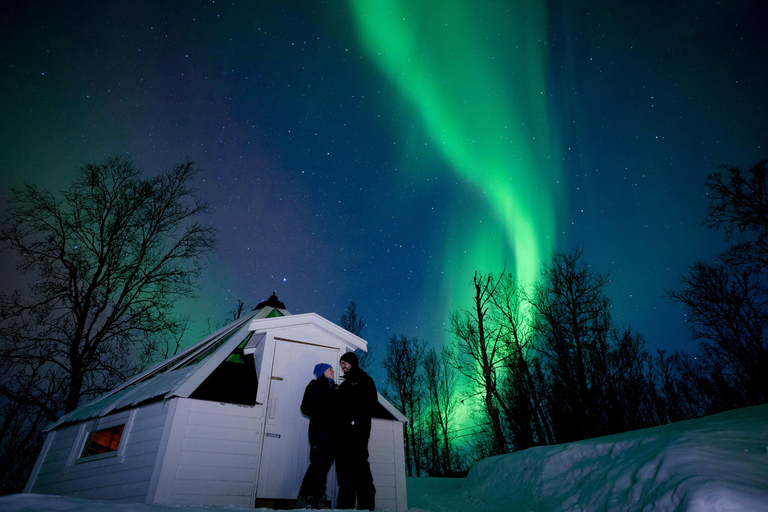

{"left": 314, "top": 363, "right": 332, "bottom": 379}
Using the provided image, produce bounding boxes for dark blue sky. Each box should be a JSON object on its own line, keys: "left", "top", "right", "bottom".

{"left": 2, "top": 0, "right": 766, "bottom": 376}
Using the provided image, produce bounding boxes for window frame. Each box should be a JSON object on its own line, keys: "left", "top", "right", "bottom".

{"left": 71, "top": 410, "right": 135, "bottom": 465}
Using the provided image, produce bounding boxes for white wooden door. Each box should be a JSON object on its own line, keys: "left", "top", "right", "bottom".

{"left": 256, "top": 340, "right": 338, "bottom": 500}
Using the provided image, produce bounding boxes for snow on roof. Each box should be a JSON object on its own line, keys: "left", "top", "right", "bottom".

{"left": 46, "top": 366, "right": 198, "bottom": 430}
{"left": 45, "top": 307, "right": 373, "bottom": 431}
{"left": 45, "top": 311, "right": 262, "bottom": 431}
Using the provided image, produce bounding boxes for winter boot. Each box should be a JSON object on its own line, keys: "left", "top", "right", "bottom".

{"left": 296, "top": 495, "right": 314, "bottom": 509}
{"left": 312, "top": 494, "right": 330, "bottom": 509}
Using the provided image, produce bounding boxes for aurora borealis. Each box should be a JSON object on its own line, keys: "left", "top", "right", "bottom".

{"left": 349, "top": 0, "right": 560, "bottom": 322}
{"left": 1, "top": 0, "right": 767, "bottom": 382}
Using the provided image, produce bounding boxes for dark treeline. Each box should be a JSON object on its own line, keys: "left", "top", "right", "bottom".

{"left": 381, "top": 159, "right": 768, "bottom": 476}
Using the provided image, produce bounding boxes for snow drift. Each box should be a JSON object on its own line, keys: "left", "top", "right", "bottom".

{"left": 408, "top": 404, "right": 768, "bottom": 511}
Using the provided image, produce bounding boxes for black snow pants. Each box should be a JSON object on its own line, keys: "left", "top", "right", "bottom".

{"left": 299, "top": 432, "right": 337, "bottom": 499}
{"left": 335, "top": 431, "right": 375, "bottom": 510}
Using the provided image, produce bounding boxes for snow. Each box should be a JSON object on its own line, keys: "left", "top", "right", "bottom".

{"left": 4, "top": 405, "right": 767, "bottom": 512}
{"left": 46, "top": 365, "right": 198, "bottom": 430}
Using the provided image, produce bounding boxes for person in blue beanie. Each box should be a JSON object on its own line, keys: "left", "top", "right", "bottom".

{"left": 296, "top": 362, "right": 338, "bottom": 509}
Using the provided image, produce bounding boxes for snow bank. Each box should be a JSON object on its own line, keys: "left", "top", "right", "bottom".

{"left": 408, "top": 404, "right": 768, "bottom": 511}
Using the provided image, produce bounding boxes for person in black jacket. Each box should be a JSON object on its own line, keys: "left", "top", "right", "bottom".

{"left": 297, "top": 363, "right": 338, "bottom": 509}
{"left": 336, "top": 352, "right": 378, "bottom": 511}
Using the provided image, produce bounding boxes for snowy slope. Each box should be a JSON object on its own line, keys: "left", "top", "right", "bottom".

{"left": 3, "top": 404, "right": 768, "bottom": 512}
{"left": 408, "top": 404, "right": 768, "bottom": 512}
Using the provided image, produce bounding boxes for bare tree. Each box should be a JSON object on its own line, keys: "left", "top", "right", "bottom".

{"left": 669, "top": 261, "right": 768, "bottom": 406}
{"left": 0, "top": 364, "right": 51, "bottom": 494}
{"left": 340, "top": 301, "right": 365, "bottom": 336}
{"left": 491, "top": 275, "right": 553, "bottom": 448}
{"left": 232, "top": 299, "right": 247, "bottom": 321}
{"left": 339, "top": 301, "right": 374, "bottom": 371}
{"left": 449, "top": 271, "right": 508, "bottom": 455}
{"left": 381, "top": 334, "right": 425, "bottom": 476}
{"left": 423, "top": 347, "right": 456, "bottom": 475}
{"left": 668, "top": 160, "right": 768, "bottom": 406}
{"left": 650, "top": 350, "right": 705, "bottom": 421}
{"left": 0, "top": 156, "right": 215, "bottom": 482}
{"left": 530, "top": 248, "right": 613, "bottom": 442}
{"left": 605, "top": 327, "right": 657, "bottom": 431}
{"left": 705, "top": 160, "right": 768, "bottom": 269}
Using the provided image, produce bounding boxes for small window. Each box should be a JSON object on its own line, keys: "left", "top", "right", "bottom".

{"left": 81, "top": 424, "right": 125, "bottom": 458}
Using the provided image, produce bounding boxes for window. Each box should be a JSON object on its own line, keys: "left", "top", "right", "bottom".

{"left": 72, "top": 411, "right": 134, "bottom": 464}
{"left": 81, "top": 424, "right": 124, "bottom": 458}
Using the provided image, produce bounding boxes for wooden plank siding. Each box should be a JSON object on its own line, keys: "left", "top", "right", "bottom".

{"left": 370, "top": 418, "right": 406, "bottom": 511}
{"left": 164, "top": 398, "right": 263, "bottom": 507}
{"left": 391, "top": 416, "right": 408, "bottom": 511}
{"left": 27, "top": 400, "right": 407, "bottom": 510}
{"left": 26, "top": 401, "right": 167, "bottom": 503}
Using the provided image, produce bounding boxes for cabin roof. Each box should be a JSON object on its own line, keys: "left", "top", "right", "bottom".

{"left": 45, "top": 306, "right": 399, "bottom": 431}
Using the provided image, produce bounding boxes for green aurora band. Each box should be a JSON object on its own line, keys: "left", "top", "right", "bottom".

{"left": 350, "top": 1, "right": 562, "bottom": 325}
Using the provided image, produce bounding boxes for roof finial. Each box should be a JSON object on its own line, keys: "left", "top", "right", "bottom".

{"left": 254, "top": 292, "right": 286, "bottom": 310}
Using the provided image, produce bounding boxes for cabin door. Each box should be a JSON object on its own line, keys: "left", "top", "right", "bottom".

{"left": 256, "top": 339, "right": 338, "bottom": 501}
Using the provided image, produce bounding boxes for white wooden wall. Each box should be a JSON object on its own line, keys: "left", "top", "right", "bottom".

{"left": 25, "top": 401, "right": 168, "bottom": 502}
{"left": 149, "top": 398, "right": 263, "bottom": 507}
{"left": 369, "top": 418, "right": 408, "bottom": 511}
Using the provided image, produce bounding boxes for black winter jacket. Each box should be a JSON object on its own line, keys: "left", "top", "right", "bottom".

{"left": 300, "top": 376, "right": 339, "bottom": 434}
{"left": 338, "top": 366, "right": 378, "bottom": 437}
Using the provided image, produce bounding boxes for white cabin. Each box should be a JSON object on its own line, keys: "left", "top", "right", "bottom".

{"left": 24, "top": 295, "right": 408, "bottom": 511}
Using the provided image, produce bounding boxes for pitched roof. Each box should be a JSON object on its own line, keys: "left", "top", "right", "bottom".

{"left": 45, "top": 306, "right": 372, "bottom": 431}
{"left": 46, "top": 309, "right": 262, "bottom": 430}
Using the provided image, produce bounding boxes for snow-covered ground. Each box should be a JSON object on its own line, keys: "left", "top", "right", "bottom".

{"left": 408, "top": 404, "right": 768, "bottom": 512}
{"left": 3, "top": 405, "right": 767, "bottom": 511}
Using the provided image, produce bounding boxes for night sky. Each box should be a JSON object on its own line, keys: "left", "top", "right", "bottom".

{"left": 2, "top": 1, "right": 767, "bottom": 377}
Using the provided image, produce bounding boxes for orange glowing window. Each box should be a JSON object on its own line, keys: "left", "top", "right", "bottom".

{"left": 81, "top": 424, "right": 124, "bottom": 458}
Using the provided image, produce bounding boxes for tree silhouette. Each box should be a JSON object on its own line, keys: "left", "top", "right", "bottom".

{"left": 705, "top": 160, "right": 768, "bottom": 268}
{"left": 449, "top": 271, "right": 508, "bottom": 455}
{"left": 530, "top": 248, "right": 613, "bottom": 442}
{"left": 339, "top": 301, "right": 374, "bottom": 370}
{"left": 423, "top": 347, "right": 456, "bottom": 475}
{"left": 0, "top": 156, "right": 216, "bottom": 491}
{"left": 382, "top": 334, "right": 425, "bottom": 476}
{"left": 669, "top": 159, "right": 768, "bottom": 407}
{"left": 0, "top": 156, "right": 215, "bottom": 416}
{"left": 491, "top": 274, "right": 553, "bottom": 449}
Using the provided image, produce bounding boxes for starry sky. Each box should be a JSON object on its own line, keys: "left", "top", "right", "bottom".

{"left": 2, "top": 0, "right": 767, "bottom": 378}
